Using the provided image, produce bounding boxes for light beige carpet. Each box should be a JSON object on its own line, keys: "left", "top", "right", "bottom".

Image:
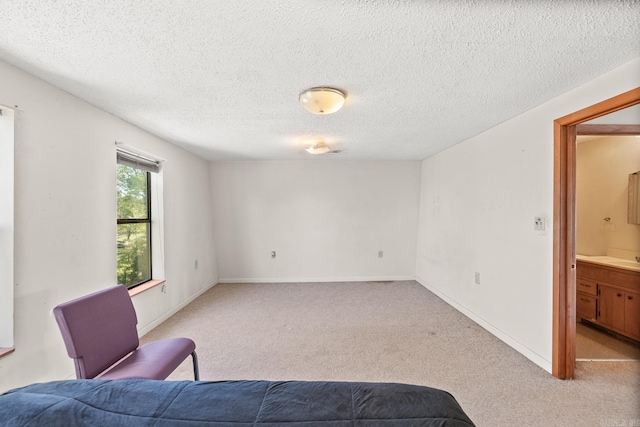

{"left": 141, "top": 281, "right": 640, "bottom": 427}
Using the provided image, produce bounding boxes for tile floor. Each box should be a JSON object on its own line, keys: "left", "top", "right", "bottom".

{"left": 576, "top": 321, "right": 640, "bottom": 361}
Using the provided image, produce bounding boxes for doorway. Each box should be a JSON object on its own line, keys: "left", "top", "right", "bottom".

{"left": 574, "top": 129, "right": 640, "bottom": 361}
{"left": 552, "top": 87, "right": 640, "bottom": 379}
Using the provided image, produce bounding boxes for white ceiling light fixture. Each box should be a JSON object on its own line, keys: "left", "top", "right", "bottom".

{"left": 305, "top": 141, "right": 332, "bottom": 155}
{"left": 299, "top": 87, "right": 346, "bottom": 114}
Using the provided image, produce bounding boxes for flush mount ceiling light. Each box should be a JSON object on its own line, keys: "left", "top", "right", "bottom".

{"left": 299, "top": 87, "right": 346, "bottom": 114}
{"left": 305, "top": 141, "right": 332, "bottom": 155}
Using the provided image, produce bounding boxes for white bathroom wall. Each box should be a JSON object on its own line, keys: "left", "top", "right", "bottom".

{"left": 576, "top": 136, "right": 640, "bottom": 255}
{"left": 415, "top": 58, "right": 640, "bottom": 372}
{"left": 0, "top": 59, "right": 218, "bottom": 393}
{"left": 210, "top": 161, "right": 421, "bottom": 282}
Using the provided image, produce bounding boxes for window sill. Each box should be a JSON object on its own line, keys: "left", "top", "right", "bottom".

{"left": 0, "top": 347, "right": 15, "bottom": 360}
{"left": 128, "top": 279, "right": 165, "bottom": 297}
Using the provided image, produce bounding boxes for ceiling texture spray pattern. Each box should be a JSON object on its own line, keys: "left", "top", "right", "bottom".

{"left": 0, "top": 0, "right": 639, "bottom": 160}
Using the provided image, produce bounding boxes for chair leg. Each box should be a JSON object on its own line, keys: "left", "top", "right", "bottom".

{"left": 191, "top": 351, "right": 199, "bottom": 381}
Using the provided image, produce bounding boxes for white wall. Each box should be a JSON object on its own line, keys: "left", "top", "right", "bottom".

{"left": 210, "top": 161, "right": 421, "bottom": 282}
{"left": 577, "top": 136, "right": 640, "bottom": 255}
{"left": 0, "top": 59, "right": 218, "bottom": 393}
{"left": 415, "top": 58, "right": 640, "bottom": 373}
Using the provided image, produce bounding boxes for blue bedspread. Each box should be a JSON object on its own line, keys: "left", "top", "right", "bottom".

{"left": 0, "top": 379, "right": 475, "bottom": 426}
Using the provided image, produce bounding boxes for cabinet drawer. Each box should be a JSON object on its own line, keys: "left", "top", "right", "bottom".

{"left": 576, "top": 293, "right": 597, "bottom": 321}
{"left": 576, "top": 278, "right": 597, "bottom": 296}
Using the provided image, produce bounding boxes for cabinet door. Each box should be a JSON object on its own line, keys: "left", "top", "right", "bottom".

{"left": 624, "top": 291, "right": 640, "bottom": 339}
{"left": 598, "top": 285, "right": 625, "bottom": 331}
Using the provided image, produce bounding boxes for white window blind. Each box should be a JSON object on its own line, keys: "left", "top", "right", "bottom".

{"left": 116, "top": 149, "right": 160, "bottom": 173}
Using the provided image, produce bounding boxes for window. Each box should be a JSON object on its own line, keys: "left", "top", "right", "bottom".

{"left": 116, "top": 150, "right": 159, "bottom": 289}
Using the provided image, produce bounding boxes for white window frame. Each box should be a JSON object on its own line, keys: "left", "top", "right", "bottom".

{"left": 116, "top": 145, "right": 165, "bottom": 290}
{"left": 0, "top": 107, "right": 15, "bottom": 353}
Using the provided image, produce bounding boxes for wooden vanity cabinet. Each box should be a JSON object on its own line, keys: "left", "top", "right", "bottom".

{"left": 576, "top": 261, "right": 640, "bottom": 342}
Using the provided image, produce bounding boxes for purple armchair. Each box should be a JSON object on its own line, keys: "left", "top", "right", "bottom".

{"left": 53, "top": 285, "right": 199, "bottom": 380}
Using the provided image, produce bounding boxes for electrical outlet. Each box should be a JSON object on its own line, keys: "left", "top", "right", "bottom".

{"left": 534, "top": 216, "right": 545, "bottom": 231}
{"left": 474, "top": 272, "right": 480, "bottom": 284}
{"left": 271, "top": 251, "right": 276, "bottom": 259}
{"left": 378, "top": 250, "right": 383, "bottom": 258}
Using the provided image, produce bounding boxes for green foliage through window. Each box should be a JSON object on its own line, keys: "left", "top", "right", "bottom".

{"left": 117, "top": 164, "right": 151, "bottom": 287}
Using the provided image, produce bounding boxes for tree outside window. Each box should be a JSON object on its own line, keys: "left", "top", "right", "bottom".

{"left": 117, "top": 164, "right": 151, "bottom": 288}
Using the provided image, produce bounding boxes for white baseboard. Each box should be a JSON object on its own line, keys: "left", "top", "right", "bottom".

{"left": 138, "top": 281, "right": 218, "bottom": 337}
{"left": 218, "top": 276, "right": 415, "bottom": 284}
{"left": 415, "top": 276, "right": 552, "bottom": 373}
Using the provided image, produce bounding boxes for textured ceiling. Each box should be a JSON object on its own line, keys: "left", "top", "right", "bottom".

{"left": 1, "top": 1, "right": 639, "bottom": 161}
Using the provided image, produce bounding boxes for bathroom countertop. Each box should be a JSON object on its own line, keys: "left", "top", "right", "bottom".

{"left": 576, "top": 254, "right": 640, "bottom": 273}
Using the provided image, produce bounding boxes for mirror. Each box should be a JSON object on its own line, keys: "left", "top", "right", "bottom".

{"left": 630, "top": 171, "right": 640, "bottom": 225}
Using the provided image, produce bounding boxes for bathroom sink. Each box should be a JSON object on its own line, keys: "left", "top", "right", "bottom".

{"left": 578, "top": 256, "right": 640, "bottom": 271}
{"left": 608, "top": 260, "right": 640, "bottom": 268}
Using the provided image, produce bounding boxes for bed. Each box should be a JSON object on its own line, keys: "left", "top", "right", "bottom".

{"left": 0, "top": 379, "right": 475, "bottom": 426}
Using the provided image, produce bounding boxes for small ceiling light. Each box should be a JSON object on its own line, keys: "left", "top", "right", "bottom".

{"left": 299, "top": 87, "right": 346, "bottom": 114}
{"left": 305, "top": 141, "right": 332, "bottom": 155}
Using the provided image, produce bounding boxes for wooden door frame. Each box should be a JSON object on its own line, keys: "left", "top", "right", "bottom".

{"left": 552, "top": 87, "right": 640, "bottom": 379}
